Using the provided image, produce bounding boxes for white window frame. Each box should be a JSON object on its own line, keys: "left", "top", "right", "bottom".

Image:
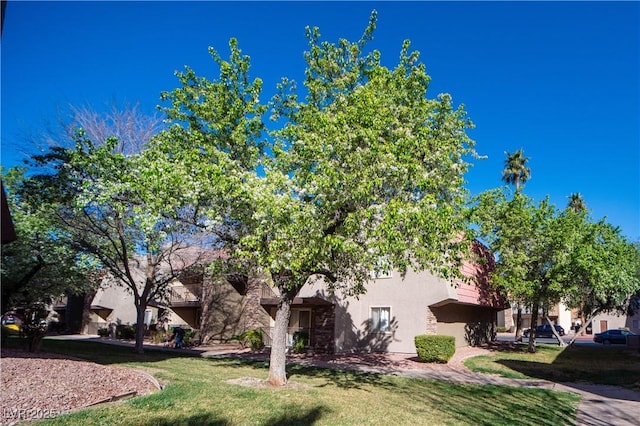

{"left": 370, "top": 306, "right": 391, "bottom": 333}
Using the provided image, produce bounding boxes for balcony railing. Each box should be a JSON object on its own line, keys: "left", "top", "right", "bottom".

{"left": 261, "top": 284, "right": 276, "bottom": 298}
{"left": 169, "top": 284, "right": 202, "bottom": 305}
{"left": 51, "top": 295, "right": 68, "bottom": 309}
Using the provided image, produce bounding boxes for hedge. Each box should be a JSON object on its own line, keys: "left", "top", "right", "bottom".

{"left": 414, "top": 334, "right": 455, "bottom": 363}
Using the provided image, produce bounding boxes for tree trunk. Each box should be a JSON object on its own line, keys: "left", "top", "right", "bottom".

{"left": 528, "top": 301, "right": 539, "bottom": 353}
{"left": 515, "top": 303, "right": 523, "bottom": 342}
{"left": 579, "top": 312, "right": 587, "bottom": 336}
{"left": 266, "top": 288, "right": 297, "bottom": 386}
{"left": 545, "top": 314, "right": 566, "bottom": 347}
{"left": 134, "top": 302, "right": 146, "bottom": 354}
{"left": 567, "top": 311, "right": 598, "bottom": 346}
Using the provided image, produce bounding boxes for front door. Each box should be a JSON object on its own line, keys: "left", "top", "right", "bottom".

{"left": 267, "top": 308, "right": 313, "bottom": 348}
{"left": 599, "top": 320, "right": 608, "bottom": 333}
{"left": 288, "top": 309, "right": 311, "bottom": 347}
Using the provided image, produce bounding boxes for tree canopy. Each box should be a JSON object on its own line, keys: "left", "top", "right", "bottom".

{"left": 1, "top": 167, "right": 99, "bottom": 315}
{"left": 471, "top": 188, "right": 640, "bottom": 351}
{"left": 155, "top": 11, "right": 478, "bottom": 385}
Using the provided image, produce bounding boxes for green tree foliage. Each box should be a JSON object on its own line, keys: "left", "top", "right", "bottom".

{"left": 1, "top": 167, "right": 99, "bottom": 316}
{"left": 20, "top": 115, "right": 211, "bottom": 354}
{"left": 70, "top": 134, "right": 212, "bottom": 353}
{"left": 159, "top": 11, "right": 477, "bottom": 385}
{"left": 500, "top": 149, "right": 531, "bottom": 340}
{"left": 471, "top": 189, "right": 640, "bottom": 352}
{"left": 472, "top": 190, "right": 563, "bottom": 352}
{"left": 560, "top": 215, "right": 640, "bottom": 344}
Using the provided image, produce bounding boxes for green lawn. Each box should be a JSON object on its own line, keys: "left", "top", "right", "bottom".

{"left": 5, "top": 339, "right": 580, "bottom": 426}
{"left": 464, "top": 343, "right": 640, "bottom": 391}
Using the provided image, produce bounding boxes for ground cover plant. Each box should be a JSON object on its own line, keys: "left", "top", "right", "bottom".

{"left": 464, "top": 343, "right": 640, "bottom": 391}
{"left": 12, "top": 339, "right": 580, "bottom": 425}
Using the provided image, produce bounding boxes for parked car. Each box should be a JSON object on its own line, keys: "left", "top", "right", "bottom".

{"left": 1, "top": 313, "right": 22, "bottom": 333}
{"left": 523, "top": 324, "right": 565, "bottom": 338}
{"left": 593, "top": 329, "right": 636, "bottom": 345}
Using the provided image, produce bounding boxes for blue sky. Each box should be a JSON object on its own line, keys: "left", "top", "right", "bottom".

{"left": 1, "top": 1, "right": 638, "bottom": 240}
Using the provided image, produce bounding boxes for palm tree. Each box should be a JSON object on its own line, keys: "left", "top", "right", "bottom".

{"left": 568, "top": 192, "right": 587, "bottom": 213}
{"left": 502, "top": 149, "right": 531, "bottom": 341}
{"left": 501, "top": 149, "right": 531, "bottom": 193}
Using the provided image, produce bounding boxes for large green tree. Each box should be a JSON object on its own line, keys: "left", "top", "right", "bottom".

{"left": 1, "top": 167, "right": 100, "bottom": 311}
{"left": 159, "top": 12, "right": 477, "bottom": 385}
{"left": 24, "top": 102, "right": 209, "bottom": 353}
{"left": 500, "top": 149, "right": 531, "bottom": 340}
{"left": 59, "top": 134, "right": 211, "bottom": 354}
{"left": 1, "top": 167, "right": 100, "bottom": 350}
{"left": 472, "top": 189, "right": 640, "bottom": 352}
{"left": 472, "top": 190, "right": 574, "bottom": 352}
{"left": 560, "top": 214, "right": 640, "bottom": 344}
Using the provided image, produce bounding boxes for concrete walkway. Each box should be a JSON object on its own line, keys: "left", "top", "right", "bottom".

{"left": 46, "top": 335, "right": 640, "bottom": 425}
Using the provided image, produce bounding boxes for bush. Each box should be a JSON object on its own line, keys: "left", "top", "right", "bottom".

{"left": 149, "top": 329, "right": 169, "bottom": 344}
{"left": 116, "top": 324, "right": 136, "bottom": 340}
{"left": 183, "top": 328, "right": 198, "bottom": 347}
{"left": 496, "top": 326, "right": 507, "bottom": 333}
{"left": 231, "top": 329, "right": 264, "bottom": 351}
{"left": 292, "top": 330, "right": 309, "bottom": 354}
{"left": 414, "top": 335, "right": 455, "bottom": 363}
{"left": 97, "top": 327, "right": 109, "bottom": 337}
{"left": 22, "top": 304, "right": 49, "bottom": 352}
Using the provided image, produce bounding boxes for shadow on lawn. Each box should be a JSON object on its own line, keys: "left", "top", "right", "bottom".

{"left": 263, "top": 406, "right": 330, "bottom": 426}
{"left": 133, "top": 405, "right": 329, "bottom": 426}
{"left": 203, "top": 356, "right": 394, "bottom": 391}
{"left": 494, "top": 344, "right": 640, "bottom": 399}
{"left": 2, "top": 337, "right": 200, "bottom": 365}
{"left": 210, "top": 358, "right": 577, "bottom": 426}
{"left": 138, "top": 412, "right": 231, "bottom": 426}
{"left": 286, "top": 363, "right": 391, "bottom": 390}
{"left": 5, "top": 337, "right": 393, "bottom": 391}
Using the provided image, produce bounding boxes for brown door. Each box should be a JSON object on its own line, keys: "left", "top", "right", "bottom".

{"left": 599, "top": 320, "right": 608, "bottom": 333}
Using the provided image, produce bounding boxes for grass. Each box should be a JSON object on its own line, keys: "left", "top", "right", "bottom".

{"left": 4, "top": 338, "right": 580, "bottom": 426}
{"left": 464, "top": 343, "right": 640, "bottom": 391}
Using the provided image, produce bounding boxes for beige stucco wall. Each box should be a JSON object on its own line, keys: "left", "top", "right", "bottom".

{"left": 298, "top": 268, "right": 460, "bottom": 354}
{"left": 591, "top": 311, "right": 638, "bottom": 334}
{"left": 91, "top": 283, "right": 139, "bottom": 325}
{"left": 556, "top": 301, "right": 573, "bottom": 332}
{"left": 430, "top": 303, "right": 496, "bottom": 348}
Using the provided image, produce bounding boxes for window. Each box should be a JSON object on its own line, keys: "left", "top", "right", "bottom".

{"left": 371, "top": 307, "right": 391, "bottom": 332}
{"left": 298, "top": 310, "right": 311, "bottom": 330}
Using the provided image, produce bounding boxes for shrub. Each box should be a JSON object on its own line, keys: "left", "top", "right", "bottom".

{"left": 292, "top": 330, "right": 309, "bottom": 354}
{"left": 231, "top": 329, "right": 264, "bottom": 351}
{"left": 22, "top": 304, "right": 49, "bottom": 352}
{"left": 116, "top": 324, "right": 136, "bottom": 340}
{"left": 183, "top": 328, "right": 198, "bottom": 347}
{"left": 150, "top": 330, "right": 169, "bottom": 344}
{"left": 414, "top": 335, "right": 455, "bottom": 363}
{"left": 496, "top": 326, "right": 507, "bottom": 333}
{"left": 97, "top": 327, "right": 109, "bottom": 337}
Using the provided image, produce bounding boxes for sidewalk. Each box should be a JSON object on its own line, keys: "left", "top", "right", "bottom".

{"left": 47, "top": 335, "right": 640, "bottom": 425}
